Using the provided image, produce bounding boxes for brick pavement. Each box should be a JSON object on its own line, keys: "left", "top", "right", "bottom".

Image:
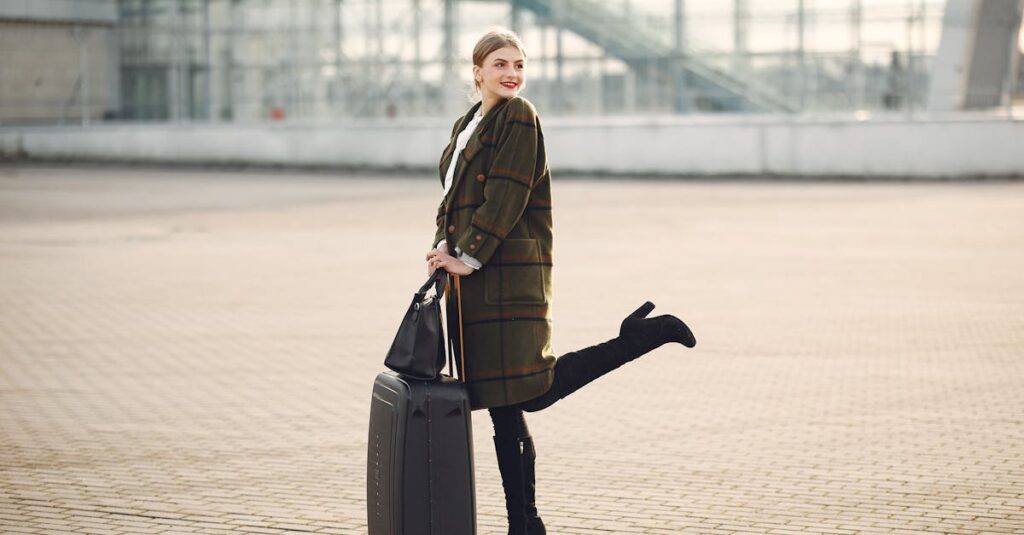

{"left": 0, "top": 164, "right": 1022, "bottom": 534}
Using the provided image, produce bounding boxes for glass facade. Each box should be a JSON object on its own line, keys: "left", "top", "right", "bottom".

{"left": 3, "top": 0, "right": 967, "bottom": 123}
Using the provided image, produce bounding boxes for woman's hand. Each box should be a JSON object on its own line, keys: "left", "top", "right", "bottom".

{"left": 424, "top": 242, "right": 449, "bottom": 275}
{"left": 426, "top": 247, "right": 475, "bottom": 276}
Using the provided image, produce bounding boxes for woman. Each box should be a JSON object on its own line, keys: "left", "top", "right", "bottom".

{"left": 425, "top": 29, "right": 696, "bottom": 535}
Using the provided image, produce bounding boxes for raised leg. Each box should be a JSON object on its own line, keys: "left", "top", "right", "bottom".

{"left": 518, "top": 301, "right": 696, "bottom": 413}
{"left": 488, "top": 302, "right": 695, "bottom": 534}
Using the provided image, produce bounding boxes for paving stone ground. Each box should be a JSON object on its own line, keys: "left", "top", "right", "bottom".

{"left": 0, "top": 164, "right": 1022, "bottom": 535}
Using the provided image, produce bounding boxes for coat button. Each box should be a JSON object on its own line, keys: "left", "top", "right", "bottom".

{"left": 469, "top": 244, "right": 476, "bottom": 250}
{"left": 476, "top": 174, "right": 486, "bottom": 182}
{"left": 475, "top": 235, "right": 482, "bottom": 241}
{"left": 448, "top": 225, "right": 456, "bottom": 233}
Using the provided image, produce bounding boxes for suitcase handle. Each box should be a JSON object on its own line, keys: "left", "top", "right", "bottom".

{"left": 454, "top": 275, "right": 466, "bottom": 383}
{"left": 444, "top": 274, "right": 467, "bottom": 384}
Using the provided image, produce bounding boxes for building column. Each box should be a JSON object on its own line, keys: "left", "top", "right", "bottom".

{"left": 674, "top": 0, "right": 691, "bottom": 112}
{"left": 443, "top": 0, "right": 458, "bottom": 113}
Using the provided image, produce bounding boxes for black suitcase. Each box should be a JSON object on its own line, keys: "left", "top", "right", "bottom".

{"left": 367, "top": 371, "right": 476, "bottom": 535}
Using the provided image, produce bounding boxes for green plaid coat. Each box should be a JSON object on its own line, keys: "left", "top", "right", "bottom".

{"left": 434, "top": 96, "right": 555, "bottom": 410}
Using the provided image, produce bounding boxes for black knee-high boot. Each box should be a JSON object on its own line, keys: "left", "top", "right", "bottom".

{"left": 491, "top": 407, "right": 545, "bottom": 535}
{"left": 519, "top": 301, "right": 696, "bottom": 412}
{"left": 493, "top": 435, "right": 527, "bottom": 535}
{"left": 520, "top": 436, "right": 546, "bottom": 535}
{"left": 493, "top": 435, "right": 546, "bottom": 535}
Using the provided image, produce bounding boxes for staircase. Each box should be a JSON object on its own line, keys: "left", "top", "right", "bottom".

{"left": 512, "top": 0, "right": 797, "bottom": 112}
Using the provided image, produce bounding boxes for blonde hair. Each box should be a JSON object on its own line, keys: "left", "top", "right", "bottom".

{"left": 470, "top": 28, "right": 527, "bottom": 97}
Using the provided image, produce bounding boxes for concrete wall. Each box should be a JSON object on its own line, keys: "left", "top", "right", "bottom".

{"left": 0, "top": 0, "right": 117, "bottom": 24}
{"left": 2, "top": 114, "right": 1023, "bottom": 179}
{"left": 0, "top": 21, "right": 117, "bottom": 124}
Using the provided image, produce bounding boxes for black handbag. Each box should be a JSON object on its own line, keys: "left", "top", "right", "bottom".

{"left": 384, "top": 270, "right": 448, "bottom": 380}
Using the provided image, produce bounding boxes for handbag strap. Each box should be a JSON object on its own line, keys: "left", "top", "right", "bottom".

{"left": 419, "top": 269, "right": 446, "bottom": 298}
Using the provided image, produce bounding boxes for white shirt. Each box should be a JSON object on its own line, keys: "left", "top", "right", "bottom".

{"left": 438, "top": 106, "right": 485, "bottom": 270}
{"left": 443, "top": 106, "right": 484, "bottom": 196}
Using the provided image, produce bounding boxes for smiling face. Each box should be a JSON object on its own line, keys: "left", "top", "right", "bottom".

{"left": 474, "top": 46, "right": 526, "bottom": 104}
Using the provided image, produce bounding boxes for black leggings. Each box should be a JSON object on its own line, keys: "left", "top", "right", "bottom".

{"left": 487, "top": 356, "right": 589, "bottom": 440}
{"left": 486, "top": 334, "right": 640, "bottom": 439}
{"left": 489, "top": 405, "right": 530, "bottom": 440}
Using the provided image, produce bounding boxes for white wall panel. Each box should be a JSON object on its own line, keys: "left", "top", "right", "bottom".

{"left": 3, "top": 114, "right": 1022, "bottom": 178}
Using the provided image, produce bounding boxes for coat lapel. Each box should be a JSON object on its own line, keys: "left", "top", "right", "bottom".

{"left": 438, "top": 102, "right": 482, "bottom": 186}
{"left": 443, "top": 98, "right": 512, "bottom": 202}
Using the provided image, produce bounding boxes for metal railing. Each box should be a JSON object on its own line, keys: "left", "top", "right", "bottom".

{"left": 2, "top": 0, "right": 1019, "bottom": 125}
